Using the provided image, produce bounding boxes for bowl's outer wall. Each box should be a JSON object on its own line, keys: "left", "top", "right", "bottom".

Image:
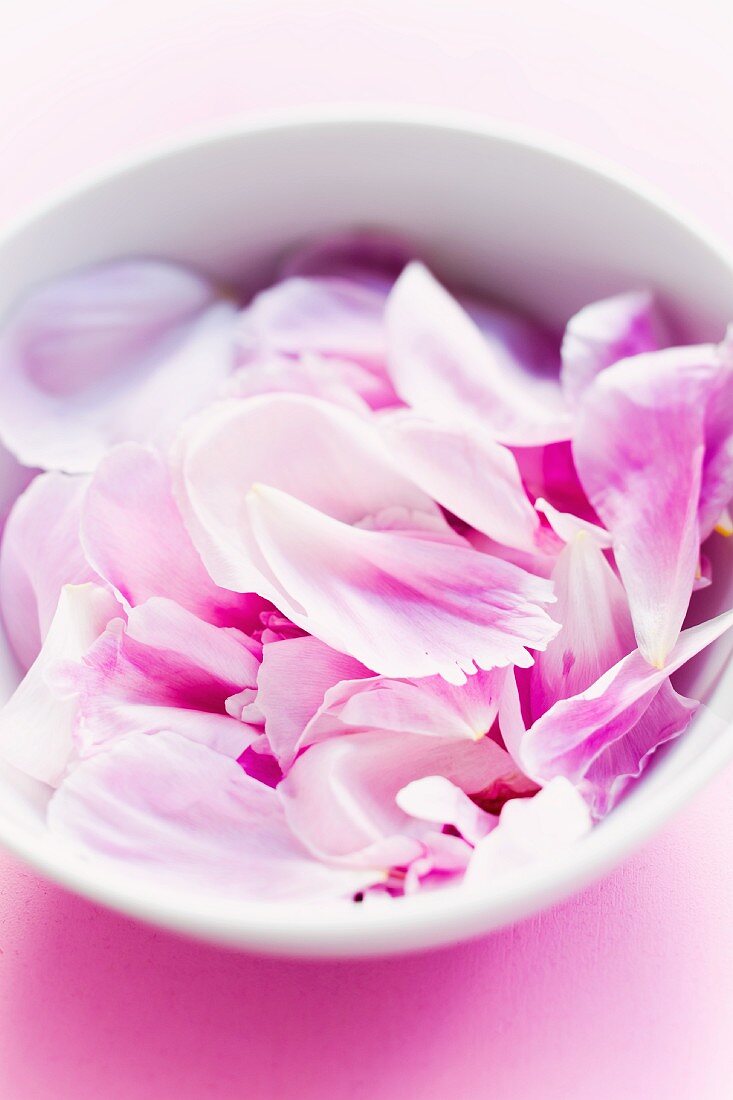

{"left": 0, "top": 114, "right": 732, "bottom": 956}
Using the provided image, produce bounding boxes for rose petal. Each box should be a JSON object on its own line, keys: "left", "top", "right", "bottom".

{"left": 48, "top": 731, "right": 379, "bottom": 902}
{"left": 0, "top": 259, "right": 235, "bottom": 471}
{"left": 0, "top": 584, "right": 120, "bottom": 784}
{"left": 385, "top": 263, "right": 571, "bottom": 446}
{"left": 0, "top": 472, "right": 98, "bottom": 670}
{"left": 246, "top": 484, "right": 559, "bottom": 683}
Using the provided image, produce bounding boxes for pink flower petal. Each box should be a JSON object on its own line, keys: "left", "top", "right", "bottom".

{"left": 81, "top": 443, "right": 264, "bottom": 632}
{"left": 520, "top": 609, "right": 733, "bottom": 812}
{"left": 0, "top": 584, "right": 120, "bottom": 785}
{"left": 0, "top": 472, "right": 98, "bottom": 669}
{"left": 253, "top": 634, "right": 371, "bottom": 768}
{"left": 385, "top": 263, "right": 571, "bottom": 446}
{"left": 246, "top": 484, "right": 559, "bottom": 683}
{"left": 173, "top": 393, "right": 445, "bottom": 596}
{"left": 280, "top": 228, "right": 415, "bottom": 286}
{"left": 0, "top": 443, "right": 36, "bottom": 533}
{"left": 281, "top": 727, "right": 532, "bottom": 862}
{"left": 226, "top": 351, "right": 393, "bottom": 411}
{"left": 573, "top": 343, "right": 731, "bottom": 664}
{"left": 48, "top": 731, "right": 380, "bottom": 902}
{"left": 396, "top": 776, "right": 497, "bottom": 845}
{"left": 65, "top": 598, "right": 259, "bottom": 758}
{"left": 464, "top": 778, "right": 591, "bottom": 885}
{"left": 379, "top": 413, "right": 541, "bottom": 552}
{"left": 0, "top": 260, "right": 235, "bottom": 471}
{"left": 534, "top": 498, "right": 611, "bottom": 548}
{"left": 560, "top": 290, "right": 664, "bottom": 402}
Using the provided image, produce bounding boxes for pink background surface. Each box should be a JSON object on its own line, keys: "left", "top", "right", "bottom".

{"left": 1, "top": 3, "right": 732, "bottom": 1096}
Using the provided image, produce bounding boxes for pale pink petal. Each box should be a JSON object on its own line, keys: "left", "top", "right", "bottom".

{"left": 0, "top": 259, "right": 235, "bottom": 471}
{"left": 173, "top": 393, "right": 445, "bottom": 597}
{"left": 64, "top": 598, "right": 259, "bottom": 758}
{"left": 253, "top": 634, "right": 370, "bottom": 768}
{"left": 0, "top": 443, "right": 36, "bottom": 533}
{"left": 534, "top": 498, "right": 611, "bottom": 547}
{"left": 280, "top": 228, "right": 414, "bottom": 286}
{"left": 530, "top": 533, "right": 634, "bottom": 719}
{"left": 379, "top": 413, "right": 541, "bottom": 551}
{"left": 464, "top": 778, "right": 591, "bottom": 886}
{"left": 560, "top": 290, "right": 664, "bottom": 402}
{"left": 246, "top": 484, "right": 559, "bottom": 683}
{"left": 396, "top": 776, "right": 497, "bottom": 845}
{"left": 301, "top": 667, "right": 511, "bottom": 755}
{"left": 385, "top": 263, "right": 571, "bottom": 446}
{"left": 48, "top": 731, "right": 379, "bottom": 902}
{"left": 698, "top": 332, "right": 733, "bottom": 539}
{"left": 281, "top": 728, "right": 532, "bottom": 862}
{"left": 0, "top": 472, "right": 98, "bottom": 669}
{"left": 520, "top": 610, "right": 733, "bottom": 807}
{"left": 226, "top": 351, "right": 392, "bottom": 411}
{"left": 573, "top": 344, "right": 728, "bottom": 664}
{"left": 81, "top": 443, "right": 264, "bottom": 632}
{"left": 0, "top": 584, "right": 120, "bottom": 785}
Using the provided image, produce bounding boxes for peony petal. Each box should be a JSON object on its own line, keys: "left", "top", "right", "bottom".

{"left": 226, "top": 351, "right": 392, "bottom": 411}
{"left": 173, "top": 393, "right": 444, "bottom": 596}
{"left": 281, "top": 727, "right": 532, "bottom": 862}
{"left": 385, "top": 263, "right": 571, "bottom": 446}
{"left": 81, "top": 443, "right": 264, "bottom": 632}
{"left": 560, "top": 290, "right": 664, "bottom": 402}
{"left": 0, "top": 584, "right": 120, "bottom": 785}
{"left": 572, "top": 345, "right": 728, "bottom": 664}
{"left": 301, "top": 667, "right": 511, "bottom": 755}
{"left": 464, "top": 778, "right": 591, "bottom": 885}
{"left": 520, "top": 609, "right": 733, "bottom": 809}
{"left": 534, "top": 498, "right": 611, "bottom": 548}
{"left": 246, "top": 484, "right": 559, "bottom": 683}
{"left": 0, "top": 259, "right": 235, "bottom": 471}
{"left": 48, "top": 731, "right": 379, "bottom": 902}
{"left": 0, "top": 443, "right": 37, "bottom": 533}
{"left": 380, "top": 413, "right": 541, "bottom": 552}
{"left": 65, "top": 597, "right": 259, "bottom": 758}
{"left": 253, "top": 634, "right": 371, "bottom": 768}
{"left": 0, "top": 472, "right": 98, "bottom": 670}
{"left": 396, "top": 776, "right": 497, "bottom": 845}
{"left": 280, "top": 228, "right": 415, "bottom": 286}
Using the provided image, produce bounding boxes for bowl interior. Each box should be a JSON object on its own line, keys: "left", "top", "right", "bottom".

{"left": 0, "top": 114, "right": 732, "bottom": 956}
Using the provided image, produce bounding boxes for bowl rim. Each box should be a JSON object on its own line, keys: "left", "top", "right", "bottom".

{"left": 1, "top": 104, "right": 732, "bottom": 958}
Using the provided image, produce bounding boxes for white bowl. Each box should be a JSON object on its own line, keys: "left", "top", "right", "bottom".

{"left": 0, "top": 109, "right": 732, "bottom": 958}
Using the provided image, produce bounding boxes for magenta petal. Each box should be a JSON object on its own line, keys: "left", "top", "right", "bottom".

{"left": 380, "top": 413, "right": 541, "bottom": 551}
{"left": 67, "top": 598, "right": 260, "bottom": 758}
{"left": 0, "top": 472, "right": 98, "bottom": 669}
{"left": 255, "top": 634, "right": 371, "bottom": 768}
{"left": 385, "top": 263, "right": 571, "bottom": 446}
{"left": 521, "top": 610, "right": 733, "bottom": 809}
{"left": 281, "top": 728, "right": 531, "bottom": 862}
{"left": 464, "top": 778, "right": 591, "bottom": 885}
{"left": 560, "top": 290, "right": 664, "bottom": 402}
{"left": 0, "top": 260, "right": 235, "bottom": 472}
{"left": 48, "top": 731, "right": 379, "bottom": 901}
{"left": 573, "top": 345, "right": 726, "bottom": 664}
{"left": 81, "top": 443, "right": 263, "bottom": 632}
{"left": 246, "top": 484, "right": 559, "bottom": 683}
{"left": 0, "top": 584, "right": 120, "bottom": 784}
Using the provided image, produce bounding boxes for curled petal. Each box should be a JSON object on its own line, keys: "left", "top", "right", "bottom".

{"left": 396, "top": 776, "right": 497, "bottom": 845}
{"left": 81, "top": 443, "right": 263, "bottom": 632}
{"left": 246, "top": 484, "right": 559, "bottom": 683}
{"left": 380, "top": 413, "right": 540, "bottom": 551}
{"left": 0, "top": 473, "right": 97, "bottom": 670}
{"left": 64, "top": 598, "right": 260, "bottom": 758}
{"left": 0, "top": 584, "right": 120, "bottom": 785}
{"left": 534, "top": 498, "right": 611, "bottom": 548}
{"left": 560, "top": 290, "right": 664, "bottom": 402}
{"left": 0, "top": 260, "right": 235, "bottom": 471}
{"left": 464, "top": 778, "right": 591, "bottom": 885}
{"left": 573, "top": 345, "right": 728, "bottom": 664}
{"left": 173, "top": 393, "right": 444, "bottom": 595}
{"left": 281, "top": 728, "right": 532, "bottom": 862}
{"left": 48, "top": 731, "right": 379, "bottom": 902}
{"left": 385, "top": 263, "right": 571, "bottom": 446}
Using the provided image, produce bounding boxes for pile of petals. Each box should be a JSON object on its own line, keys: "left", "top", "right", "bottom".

{"left": 0, "top": 228, "right": 732, "bottom": 905}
